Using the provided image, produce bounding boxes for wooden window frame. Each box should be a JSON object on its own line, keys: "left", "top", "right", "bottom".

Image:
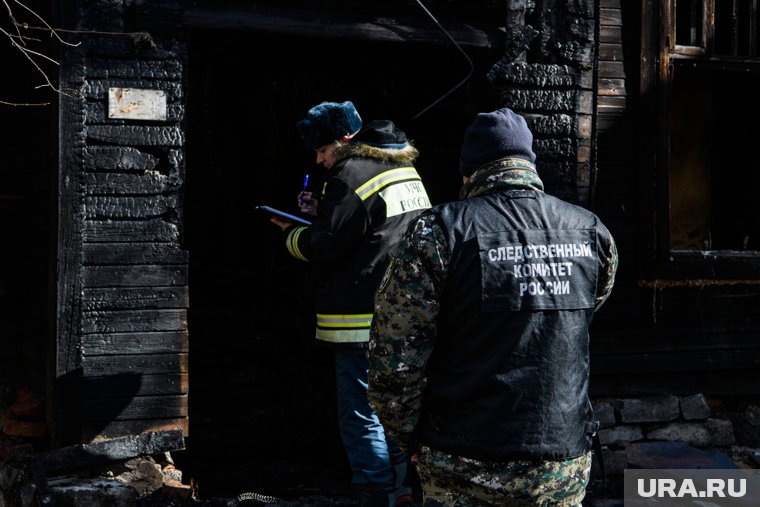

{"left": 641, "top": 0, "right": 760, "bottom": 280}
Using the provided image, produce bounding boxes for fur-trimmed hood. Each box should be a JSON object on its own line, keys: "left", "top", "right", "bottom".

{"left": 334, "top": 141, "right": 419, "bottom": 165}
{"left": 334, "top": 119, "right": 419, "bottom": 165}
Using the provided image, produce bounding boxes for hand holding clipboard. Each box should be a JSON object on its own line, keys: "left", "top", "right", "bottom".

{"left": 261, "top": 172, "right": 315, "bottom": 230}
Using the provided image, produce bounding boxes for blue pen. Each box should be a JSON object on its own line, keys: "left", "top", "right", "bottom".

{"left": 300, "top": 174, "right": 310, "bottom": 205}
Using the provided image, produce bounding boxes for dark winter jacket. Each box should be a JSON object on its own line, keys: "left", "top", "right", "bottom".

{"left": 284, "top": 123, "right": 431, "bottom": 347}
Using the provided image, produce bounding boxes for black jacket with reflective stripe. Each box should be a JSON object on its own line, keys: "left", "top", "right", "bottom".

{"left": 419, "top": 188, "right": 613, "bottom": 461}
{"left": 285, "top": 142, "right": 431, "bottom": 347}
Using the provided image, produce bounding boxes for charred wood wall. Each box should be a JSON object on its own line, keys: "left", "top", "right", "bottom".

{"left": 53, "top": 2, "right": 189, "bottom": 445}
{"left": 487, "top": 0, "right": 596, "bottom": 204}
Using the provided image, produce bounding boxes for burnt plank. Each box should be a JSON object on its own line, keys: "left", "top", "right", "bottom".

{"left": 82, "top": 353, "right": 188, "bottom": 377}
{"left": 82, "top": 373, "right": 188, "bottom": 397}
{"left": 598, "top": 61, "right": 626, "bottom": 79}
{"left": 82, "top": 287, "right": 189, "bottom": 310}
{"left": 82, "top": 331, "right": 188, "bottom": 355}
{"left": 83, "top": 418, "right": 189, "bottom": 442}
{"left": 535, "top": 160, "right": 578, "bottom": 186}
{"left": 83, "top": 146, "right": 158, "bottom": 171}
{"left": 84, "top": 171, "right": 182, "bottom": 196}
{"left": 81, "top": 36, "right": 178, "bottom": 59}
{"left": 83, "top": 79, "right": 182, "bottom": 101}
{"left": 37, "top": 429, "right": 185, "bottom": 474}
{"left": 525, "top": 114, "right": 574, "bottom": 136}
{"left": 600, "top": 7, "right": 622, "bottom": 26}
{"left": 85, "top": 195, "right": 178, "bottom": 219}
{"left": 598, "top": 78, "right": 627, "bottom": 96}
{"left": 597, "top": 95, "right": 627, "bottom": 113}
{"left": 499, "top": 89, "right": 577, "bottom": 111}
{"left": 53, "top": 45, "right": 87, "bottom": 446}
{"left": 489, "top": 63, "right": 577, "bottom": 87}
{"left": 600, "top": 25, "right": 622, "bottom": 43}
{"left": 56, "top": 50, "right": 87, "bottom": 373}
{"left": 86, "top": 58, "right": 182, "bottom": 80}
{"left": 83, "top": 219, "right": 179, "bottom": 243}
{"left": 83, "top": 243, "right": 188, "bottom": 265}
{"left": 81, "top": 309, "right": 187, "bottom": 334}
{"left": 86, "top": 125, "right": 184, "bottom": 146}
{"left": 83, "top": 394, "right": 188, "bottom": 420}
{"left": 534, "top": 138, "right": 575, "bottom": 159}
{"left": 82, "top": 265, "right": 188, "bottom": 288}
{"left": 599, "top": 43, "right": 624, "bottom": 62}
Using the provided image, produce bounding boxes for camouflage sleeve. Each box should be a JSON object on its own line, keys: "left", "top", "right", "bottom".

{"left": 595, "top": 224, "right": 618, "bottom": 311}
{"left": 367, "top": 212, "right": 449, "bottom": 453}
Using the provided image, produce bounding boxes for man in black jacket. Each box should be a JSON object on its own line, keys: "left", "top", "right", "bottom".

{"left": 367, "top": 108, "right": 618, "bottom": 506}
{"left": 271, "top": 100, "right": 431, "bottom": 506}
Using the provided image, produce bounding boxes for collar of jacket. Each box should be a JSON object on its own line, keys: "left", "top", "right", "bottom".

{"left": 459, "top": 157, "right": 544, "bottom": 200}
{"left": 333, "top": 140, "right": 420, "bottom": 166}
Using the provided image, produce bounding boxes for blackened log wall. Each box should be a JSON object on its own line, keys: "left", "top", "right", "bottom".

{"left": 487, "top": 0, "right": 596, "bottom": 205}
{"left": 55, "top": 27, "right": 188, "bottom": 444}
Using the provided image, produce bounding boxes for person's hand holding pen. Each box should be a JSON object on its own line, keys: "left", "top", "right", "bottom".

{"left": 299, "top": 174, "right": 309, "bottom": 206}
{"left": 298, "top": 173, "right": 318, "bottom": 216}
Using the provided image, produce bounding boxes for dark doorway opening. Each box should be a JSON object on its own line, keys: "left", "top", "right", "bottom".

{"left": 0, "top": 0, "right": 54, "bottom": 417}
{"left": 179, "top": 26, "right": 499, "bottom": 499}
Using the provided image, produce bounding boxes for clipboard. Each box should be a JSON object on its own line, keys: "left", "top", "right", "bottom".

{"left": 255, "top": 205, "right": 312, "bottom": 225}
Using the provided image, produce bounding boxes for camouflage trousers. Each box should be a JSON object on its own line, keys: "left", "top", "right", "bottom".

{"left": 415, "top": 446, "right": 591, "bottom": 507}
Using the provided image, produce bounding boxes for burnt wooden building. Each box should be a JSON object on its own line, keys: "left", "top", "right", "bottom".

{"left": 0, "top": 0, "right": 758, "bottom": 499}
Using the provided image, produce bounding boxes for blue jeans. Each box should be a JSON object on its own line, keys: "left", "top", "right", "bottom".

{"left": 334, "top": 348, "right": 402, "bottom": 488}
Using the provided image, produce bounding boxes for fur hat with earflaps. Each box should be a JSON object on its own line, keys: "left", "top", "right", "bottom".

{"left": 296, "top": 101, "right": 363, "bottom": 150}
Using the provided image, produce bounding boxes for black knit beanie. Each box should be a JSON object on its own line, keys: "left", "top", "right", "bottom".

{"left": 459, "top": 108, "right": 536, "bottom": 177}
{"left": 296, "top": 101, "right": 363, "bottom": 150}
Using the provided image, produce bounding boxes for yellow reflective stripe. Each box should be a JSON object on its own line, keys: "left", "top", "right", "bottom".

{"left": 315, "top": 327, "right": 370, "bottom": 343}
{"left": 315, "top": 315, "right": 372, "bottom": 342}
{"left": 285, "top": 226, "right": 308, "bottom": 261}
{"left": 316, "top": 313, "right": 373, "bottom": 328}
{"left": 354, "top": 167, "right": 420, "bottom": 201}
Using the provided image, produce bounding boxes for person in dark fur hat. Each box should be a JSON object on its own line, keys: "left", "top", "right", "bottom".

{"left": 367, "top": 107, "right": 618, "bottom": 506}
{"left": 271, "top": 101, "right": 432, "bottom": 506}
{"left": 296, "top": 100, "right": 363, "bottom": 151}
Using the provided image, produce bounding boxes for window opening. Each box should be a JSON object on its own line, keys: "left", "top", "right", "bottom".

{"left": 673, "top": 0, "right": 759, "bottom": 57}
{"left": 675, "top": 0, "right": 703, "bottom": 48}
{"left": 668, "top": 66, "right": 760, "bottom": 251}
{"left": 662, "top": 0, "right": 760, "bottom": 254}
